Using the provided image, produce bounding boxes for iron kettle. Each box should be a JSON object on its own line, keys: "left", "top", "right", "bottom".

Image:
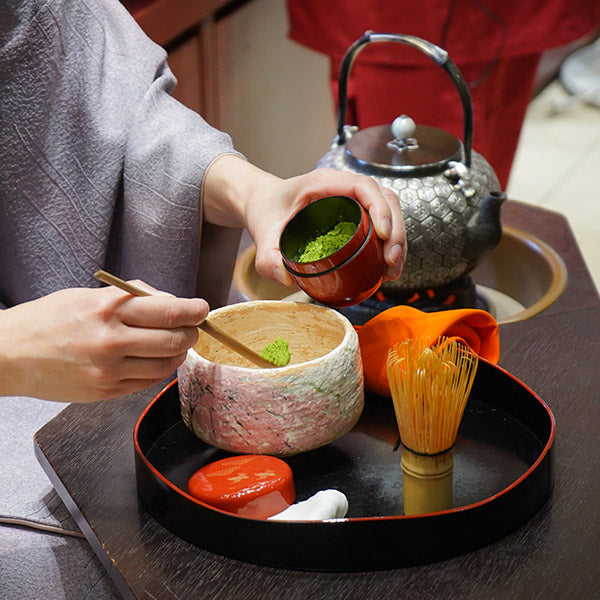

{"left": 316, "top": 31, "right": 506, "bottom": 294}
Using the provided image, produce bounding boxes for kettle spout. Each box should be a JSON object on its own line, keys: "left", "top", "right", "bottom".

{"left": 480, "top": 190, "right": 506, "bottom": 230}
{"left": 465, "top": 190, "right": 507, "bottom": 260}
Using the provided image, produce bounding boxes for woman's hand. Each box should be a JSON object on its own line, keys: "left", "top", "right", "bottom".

{"left": 0, "top": 284, "right": 208, "bottom": 402}
{"left": 202, "top": 155, "right": 407, "bottom": 285}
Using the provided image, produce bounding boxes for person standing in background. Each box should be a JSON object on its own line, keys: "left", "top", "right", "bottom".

{"left": 287, "top": 0, "right": 600, "bottom": 188}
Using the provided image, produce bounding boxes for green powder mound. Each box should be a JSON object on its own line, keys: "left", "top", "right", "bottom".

{"left": 298, "top": 221, "right": 356, "bottom": 263}
{"left": 260, "top": 337, "right": 291, "bottom": 367}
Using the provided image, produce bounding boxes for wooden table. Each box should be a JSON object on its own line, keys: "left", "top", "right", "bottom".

{"left": 34, "top": 201, "right": 600, "bottom": 600}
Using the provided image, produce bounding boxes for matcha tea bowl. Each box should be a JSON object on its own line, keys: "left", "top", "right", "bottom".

{"left": 177, "top": 300, "right": 364, "bottom": 457}
{"left": 279, "top": 195, "right": 386, "bottom": 307}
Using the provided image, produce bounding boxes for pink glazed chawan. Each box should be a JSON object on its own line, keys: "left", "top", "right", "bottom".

{"left": 177, "top": 301, "right": 364, "bottom": 456}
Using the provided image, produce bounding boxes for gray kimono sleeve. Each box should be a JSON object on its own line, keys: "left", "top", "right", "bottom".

{"left": 0, "top": 0, "right": 242, "bottom": 307}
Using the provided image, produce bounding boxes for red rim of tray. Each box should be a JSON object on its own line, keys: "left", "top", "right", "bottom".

{"left": 134, "top": 358, "right": 555, "bottom": 570}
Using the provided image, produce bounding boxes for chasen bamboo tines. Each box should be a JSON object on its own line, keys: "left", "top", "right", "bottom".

{"left": 386, "top": 337, "right": 479, "bottom": 456}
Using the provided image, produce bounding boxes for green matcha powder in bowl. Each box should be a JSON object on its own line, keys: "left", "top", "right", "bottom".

{"left": 260, "top": 337, "right": 291, "bottom": 367}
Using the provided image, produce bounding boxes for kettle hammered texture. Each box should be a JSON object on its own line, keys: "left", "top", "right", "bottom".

{"left": 316, "top": 142, "right": 501, "bottom": 291}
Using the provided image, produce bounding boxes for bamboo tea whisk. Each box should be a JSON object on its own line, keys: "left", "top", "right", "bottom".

{"left": 387, "top": 337, "right": 479, "bottom": 515}
{"left": 387, "top": 337, "right": 478, "bottom": 456}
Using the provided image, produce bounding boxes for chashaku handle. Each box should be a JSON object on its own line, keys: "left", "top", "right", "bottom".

{"left": 93, "top": 270, "right": 277, "bottom": 369}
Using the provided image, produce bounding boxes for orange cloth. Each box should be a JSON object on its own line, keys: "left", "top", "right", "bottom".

{"left": 356, "top": 306, "right": 499, "bottom": 397}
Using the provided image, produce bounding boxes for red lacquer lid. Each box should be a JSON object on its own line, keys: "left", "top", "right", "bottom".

{"left": 188, "top": 455, "right": 295, "bottom": 519}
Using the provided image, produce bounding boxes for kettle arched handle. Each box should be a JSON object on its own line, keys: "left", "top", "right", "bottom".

{"left": 336, "top": 31, "right": 473, "bottom": 168}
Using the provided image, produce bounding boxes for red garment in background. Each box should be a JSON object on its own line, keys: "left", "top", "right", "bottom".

{"left": 287, "top": 0, "right": 600, "bottom": 188}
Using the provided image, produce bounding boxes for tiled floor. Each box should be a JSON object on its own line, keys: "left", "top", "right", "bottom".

{"left": 507, "top": 78, "right": 600, "bottom": 292}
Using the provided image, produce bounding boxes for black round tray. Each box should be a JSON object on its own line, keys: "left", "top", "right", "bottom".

{"left": 134, "top": 360, "right": 554, "bottom": 571}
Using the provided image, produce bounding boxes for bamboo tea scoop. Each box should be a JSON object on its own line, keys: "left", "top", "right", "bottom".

{"left": 93, "top": 270, "right": 277, "bottom": 369}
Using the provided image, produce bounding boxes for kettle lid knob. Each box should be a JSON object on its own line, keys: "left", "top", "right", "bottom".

{"left": 391, "top": 115, "right": 416, "bottom": 140}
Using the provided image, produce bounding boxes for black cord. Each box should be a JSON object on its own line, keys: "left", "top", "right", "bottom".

{"left": 440, "top": 0, "right": 508, "bottom": 89}
{"left": 440, "top": 0, "right": 458, "bottom": 50}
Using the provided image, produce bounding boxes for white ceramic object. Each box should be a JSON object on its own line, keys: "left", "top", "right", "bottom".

{"left": 268, "top": 489, "right": 349, "bottom": 521}
{"left": 177, "top": 301, "right": 364, "bottom": 456}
